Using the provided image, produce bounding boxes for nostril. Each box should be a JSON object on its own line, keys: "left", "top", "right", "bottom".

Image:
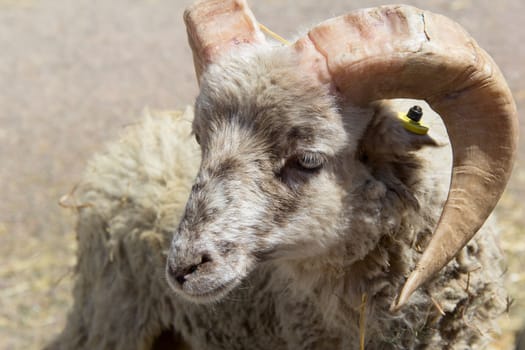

{"left": 174, "top": 266, "right": 195, "bottom": 285}
{"left": 167, "top": 263, "right": 184, "bottom": 285}
{"left": 168, "top": 254, "right": 213, "bottom": 286}
{"left": 175, "top": 273, "right": 186, "bottom": 285}
{"left": 201, "top": 253, "right": 212, "bottom": 265}
{"left": 188, "top": 264, "right": 198, "bottom": 274}
{"left": 171, "top": 263, "right": 200, "bottom": 286}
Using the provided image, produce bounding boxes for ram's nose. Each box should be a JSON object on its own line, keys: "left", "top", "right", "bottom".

{"left": 167, "top": 253, "right": 213, "bottom": 285}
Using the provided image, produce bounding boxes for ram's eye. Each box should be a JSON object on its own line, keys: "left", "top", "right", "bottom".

{"left": 194, "top": 133, "right": 201, "bottom": 145}
{"left": 297, "top": 152, "right": 324, "bottom": 170}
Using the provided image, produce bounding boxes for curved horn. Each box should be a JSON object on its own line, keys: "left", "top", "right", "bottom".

{"left": 184, "top": 0, "right": 266, "bottom": 81}
{"left": 293, "top": 5, "right": 518, "bottom": 310}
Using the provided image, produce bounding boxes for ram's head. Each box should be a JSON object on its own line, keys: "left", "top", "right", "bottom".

{"left": 166, "top": 0, "right": 518, "bottom": 309}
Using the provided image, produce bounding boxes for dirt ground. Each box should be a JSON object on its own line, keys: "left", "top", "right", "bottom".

{"left": 1, "top": 0, "right": 524, "bottom": 349}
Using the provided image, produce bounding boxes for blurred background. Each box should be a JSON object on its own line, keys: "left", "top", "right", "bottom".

{"left": 0, "top": 0, "right": 523, "bottom": 348}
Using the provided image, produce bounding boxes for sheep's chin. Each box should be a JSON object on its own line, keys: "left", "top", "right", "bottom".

{"left": 179, "top": 279, "right": 238, "bottom": 304}
{"left": 166, "top": 270, "right": 240, "bottom": 304}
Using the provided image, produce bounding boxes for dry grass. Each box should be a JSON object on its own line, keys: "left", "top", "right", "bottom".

{"left": 489, "top": 166, "right": 525, "bottom": 349}
{"left": 0, "top": 211, "right": 76, "bottom": 349}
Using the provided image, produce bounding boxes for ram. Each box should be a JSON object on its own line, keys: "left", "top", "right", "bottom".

{"left": 46, "top": 1, "right": 518, "bottom": 349}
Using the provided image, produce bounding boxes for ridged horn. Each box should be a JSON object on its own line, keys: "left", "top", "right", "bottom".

{"left": 293, "top": 5, "right": 518, "bottom": 310}
{"left": 184, "top": 0, "right": 266, "bottom": 82}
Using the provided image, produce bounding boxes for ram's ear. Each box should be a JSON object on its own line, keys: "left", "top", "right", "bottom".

{"left": 359, "top": 101, "right": 441, "bottom": 160}
{"left": 355, "top": 102, "right": 441, "bottom": 211}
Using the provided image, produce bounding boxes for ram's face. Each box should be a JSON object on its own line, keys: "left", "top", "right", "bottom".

{"left": 166, "top": 52, "right": 350, "bottom": 303}
{"left": 176, "top": 0, "right": 518, "bottom": 310}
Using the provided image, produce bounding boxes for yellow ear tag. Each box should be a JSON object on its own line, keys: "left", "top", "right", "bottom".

{"left": 398, "top": 105, "right": 429, "bottom": 135}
